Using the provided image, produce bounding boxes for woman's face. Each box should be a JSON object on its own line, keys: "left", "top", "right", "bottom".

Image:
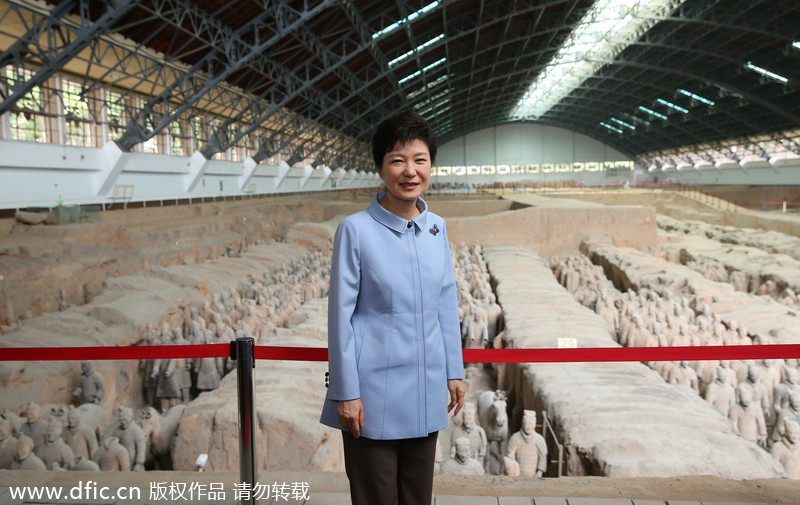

{"left": 378, "top": 138, "right": 431, "bottom": 205}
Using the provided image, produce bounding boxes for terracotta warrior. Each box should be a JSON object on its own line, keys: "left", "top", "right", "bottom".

{"left": 171, "top": 328, "right": 192, "bottom": 403}
{"left": 774, "top": 367, "right": 800, "bottom": 414}
{"left": 19, "top": 402, "right": 48, "bottom": 451}
{"left": 0, "top": 418, "right": 18, "bottom": 469}
{"left": 11, "top": 435, "right": 45, "bottom": 470}
{"left": 728, "top": 385, "right": 767, "bottom": 447}
{"left": 449, "top": 402, "right": 487, "bottom": 463}
{"left": 505, "top": 410, "right": 547, "bottom": 479}
{"left": 36, "top": 420, "right": 75, "bottom": 470}
{"left": 194, "top": 333, "right": 226, "bottom": 393}
{"left": 705, "top": 367, "right": 736, "bottom": 418}
{"left": 440, "top": 437, "right": 484, "bottom": 476}
{"left": 770, "top": 420, "right": 800, "bottom": 480}
{"left": 738, "top": 364, "right": 769, "bottom": 419}
{"left": 668, "top": 361, "right": 699, "bottom": 394}
{"left": 483, "top": 293, "right": 503, "bottom": 341}
{"left": 772, "top": 391, "right": 800, "bottom": 445}
{"left": 112, "top": 407, "right": 146, "bottom": 471}
{"left": 99, "top": 437, "right": 130, "bottom": 471}
{"left": 464, "top": 310, "right": 489, "bottom": 350}
{"left": 139, "top": 326, "right": 159, "bottom": 407}
{"left": 63, "top": 407, "right": 98, "bottom": 460}
{"left": 151, "top": 336, "right": 182, "bottom": 412}
{"left": 73, "top": 361, "right": 105, "bottom": 405}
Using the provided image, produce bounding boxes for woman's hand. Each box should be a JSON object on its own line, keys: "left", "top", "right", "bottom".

{"left": 447, "top": 379, "right": 466, "bottom": 416}
{"left": 337, "top": 398, "right": 364, "bottom": 438}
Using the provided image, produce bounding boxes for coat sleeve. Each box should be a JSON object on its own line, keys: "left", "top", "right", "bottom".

{"left": 439, "top": 220, "right": 465, "bottom": 380}
{"left": 326, "top": 219, "right": 362, "bottom": 401}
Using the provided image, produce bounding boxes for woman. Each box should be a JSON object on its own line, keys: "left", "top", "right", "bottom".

{"left": 320, "top": 110, "right": 466, "bottom": 505}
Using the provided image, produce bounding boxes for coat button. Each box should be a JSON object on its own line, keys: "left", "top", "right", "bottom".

{"left": 407, "top": 222, "right": 412, "bottom": 228}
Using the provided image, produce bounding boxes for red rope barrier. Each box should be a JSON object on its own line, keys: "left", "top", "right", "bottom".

{"left": 0, "top": 344, "right": 230, "bottom": 361}
{"left": 254, "top": 346, "right": 328, "bottom": 361}
{"left": 463, "top": 344, "right": 800, "bottom": 363}
{"left": 2, "top": 343, "right": 800, "bottom": 363}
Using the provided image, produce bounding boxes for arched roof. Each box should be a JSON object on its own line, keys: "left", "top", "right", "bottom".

{"left": 1, "top": 0, "right": 798, "bottom": 168}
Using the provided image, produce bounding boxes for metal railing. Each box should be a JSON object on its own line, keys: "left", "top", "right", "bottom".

{"left": 541, "top": 409, "right": 564, "bottom": 478}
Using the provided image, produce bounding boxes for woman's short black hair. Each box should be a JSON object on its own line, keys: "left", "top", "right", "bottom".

{"left": 371, "top": 110, "right": 437, "bottom": 169}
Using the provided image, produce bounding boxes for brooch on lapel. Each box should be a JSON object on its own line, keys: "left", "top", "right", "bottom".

{"left": 429, "top": 224, "right": 439, "bottom": 236}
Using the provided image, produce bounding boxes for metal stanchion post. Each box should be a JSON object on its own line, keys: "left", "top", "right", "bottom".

{"left": 232, "top": 337, "right": 257, "bottom": 505}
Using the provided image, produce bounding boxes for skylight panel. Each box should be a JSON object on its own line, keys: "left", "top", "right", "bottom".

{"left": 600, "top": 121, "right": 624, "bottom": 133}
{"left": 639, "top": 106, "right": 667, "bottom": 120}
{"left": 677, "top": 88, "right": 715, "bottom": 106}
{"left": 400, "top": 58, "right": 446, "bottom": 85}
{"left": 621, "top": 111, "right": 649, "bottom": 126}
{"left": 656, "top": 98, "right": 688, "bottom": 113}
{"left": 610, "top": 117, "right": 635, "bottom": 129}
{"left": 745, "top": 61, "right": 788, "bottom": 84}
{"left": 388, "top": 34, "right": 444, "bottom": 67}
{"left": 428, "top": 89, "right": 449, "bottom": 102}
{"left": 418, "top": 97, "right": 450, "bottom": 116}
{"left": 510, "top": 0, "right": 686, "bottom": 120}
{"left": 399, "top": 70, "right": 422, "bottom": 85}
{"left": 407, "top": 75, "right": 448, "bottom": 99}
{"left": 372, "top": 1, "right": 440, "bottom": 40}
{"left": 423, "top": 58, "right": 446, "bottom": 73}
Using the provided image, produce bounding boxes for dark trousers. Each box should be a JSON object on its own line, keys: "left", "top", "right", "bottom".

{"left": 342, "top": 431, "right": 438, "bottom": 505}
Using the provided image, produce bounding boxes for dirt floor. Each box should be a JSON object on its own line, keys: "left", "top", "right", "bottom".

{"left": 2, "top": 190, "right": 800, "bottom": 501}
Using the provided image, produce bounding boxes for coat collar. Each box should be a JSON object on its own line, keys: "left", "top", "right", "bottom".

{"left": 368, "top": 191, "right": 429, "bottom": 233}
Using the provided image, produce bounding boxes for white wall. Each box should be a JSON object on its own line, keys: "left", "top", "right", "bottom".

{"left": 434, "top": 124, "right": 634, "bottom": 185}
{"left": 5, "top": 125, "right": 798, "bottom": 211}
{"left": 639, "top": 159, "right": 800, "bottom": 186}
{"left": 0, "top": 139, "right": 380, "bottom": 210}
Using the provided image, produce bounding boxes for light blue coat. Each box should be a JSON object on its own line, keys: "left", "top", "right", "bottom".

{"left": 320, "top": 192, "right": 464, "bottom": 440}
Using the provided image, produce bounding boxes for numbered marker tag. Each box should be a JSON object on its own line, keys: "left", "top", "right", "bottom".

{"left": 558, "top": 338, "right": 577, "bottom": 348}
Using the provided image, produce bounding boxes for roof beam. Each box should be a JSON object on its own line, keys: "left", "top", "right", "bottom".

{"left": 115, "top": 0, "right": 338, "bottom": 151}
{"left": 0, "top": 0, "right": 137, "bottom": 113}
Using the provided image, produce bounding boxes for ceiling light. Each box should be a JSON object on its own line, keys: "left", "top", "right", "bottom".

{"left": 407, "top": 75, "right": 449, "bottom": 99}
{"left": 639, "top": 106, "right": 667, "bottom": 120}
{"left": 418, "top": 98, "right": 450, "bottom": 116}
{"left": 399, "top": 70, "right": 422, "bottom": 85}
{"left": 388, "top": 34, "right": 444, "bottom": 67}
{"left": 610, "top": 117, "right": 635, "bottom": 130}
{"left": 404, "top": 58, "right": 447, "bottom": 84}
{"left": 400, "top": 58, "right": 446, "bottom": 85}
{"left": 423, "top": 58, "right": 446, "bottom": 72}
{"left": 745, "top": 61, "right": 788, "bottom": 84}
{"left": 656, "top": 98, "right": 688, "bottom": 113}
{"left": 621, "top": 112, "right": 650, "bottom": 126}
{"left": 372, "top": 1, "right": 440, "bottom": 40}
{"left": 600, "top": 121, "right": 624, "bottom": 133}
{"left": 677, "top": 88, "right": 715, "bottom": 106}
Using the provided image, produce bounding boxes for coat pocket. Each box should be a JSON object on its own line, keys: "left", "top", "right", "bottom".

{"left": 354, "top": 313, "right": 369, "bottom": 367}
